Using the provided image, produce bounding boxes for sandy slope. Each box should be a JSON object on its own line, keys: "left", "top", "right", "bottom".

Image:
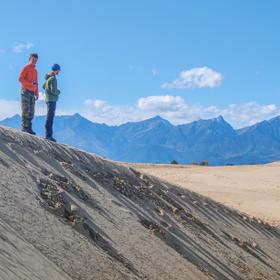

{"left": 129, "top": 163, "right": 280, "bottom": 227}
{"left": 1, "top": 125, "right": 280, "bottom": 280}
{"left": 0, "top": 218, "right": 72, "bottom": 280}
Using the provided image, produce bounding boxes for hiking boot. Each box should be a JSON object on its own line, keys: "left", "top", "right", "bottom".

{"left": 45, "top": 136, "right": 56, "bottom": 142}
{"left": 29, "top": 129, "right": 36, "bottom": 135}
{"left": 22, "top": 128, "right": 36, "bottom": 135}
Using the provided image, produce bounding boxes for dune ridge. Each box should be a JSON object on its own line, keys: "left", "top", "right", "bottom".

{"left": 1, "top": 125, "right": 280, "bottom": 280}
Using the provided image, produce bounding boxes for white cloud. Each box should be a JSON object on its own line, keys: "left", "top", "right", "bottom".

{"left": 84, "top": 99, "right": 107, "bottom": 110}
{"left": 162, "top": 67, "right": 223, "bottom": 89}
{"left": 0, "top": 98, "right": 47, "bottom": 120}
{"left": 13, "top": 42, "right": 33, "bottom": 53}
{"left": 0, "top": 96, "right": 76, "bottom": 122}
{"left": 138, "top": 95, "right": 184, "bottom": 112}
{"left": 152, "top": 69, "right": 159, "bottom": 76}
{"left": 83, "top": 99, "right": 144, "bottom": 124}
{"left": 1, "top": 96, "right": 279, "bottom": 129}
{"left": 0, "top": 99, "right": 20, "bottom": 120}
{"left": 38, "top": 92, "right": 45, "bottom": 102}
{"left": 33, "top": 92, "right": 48, "bottom": 115}
{"left": 217, "top": 102, "right": 279, "bottom": 128}
{"left": 83, "top": 97, "right": 280, "bottom": 128}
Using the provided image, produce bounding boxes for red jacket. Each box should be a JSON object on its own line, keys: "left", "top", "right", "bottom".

{"left": 18, "top": 64, "right": 38, "bottom": 98}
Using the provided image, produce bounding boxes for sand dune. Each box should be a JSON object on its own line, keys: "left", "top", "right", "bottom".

{"left": 0, "top": 218, "right": 72, "bottom": 280}
{"left": 130, "top": 163, "right": 280, "bottom": 228}
{"left": 1, "top": 125, "right": 280, "bottom": 280}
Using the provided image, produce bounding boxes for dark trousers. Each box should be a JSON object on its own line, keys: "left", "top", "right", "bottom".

{"left": 21, "top": 90, "right": 35, "bottom": 129}
{"left": 45, "top": 102, "right": 56, "bottom": 138}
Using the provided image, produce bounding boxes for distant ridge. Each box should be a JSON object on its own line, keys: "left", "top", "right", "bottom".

{"left": 1, "top": 114, "right": 280, "bottom": 165}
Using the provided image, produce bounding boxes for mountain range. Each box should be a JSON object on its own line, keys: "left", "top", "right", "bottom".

{"left": 1, "top": 113, "right": 280, "bottom": 165}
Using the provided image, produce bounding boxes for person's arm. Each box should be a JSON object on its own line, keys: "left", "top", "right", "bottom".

{"left": 34, "top": 72, "right": 39, "bottom": 100}
{"left": 49, "top": 77, "right": 60, "bottom": 96}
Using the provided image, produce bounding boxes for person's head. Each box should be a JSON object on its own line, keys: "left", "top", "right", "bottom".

{"left": 29, "top": 53, "right": 38, "bottom": 65}
{"left": 52, "top": 64, "right": 61, "bottom": 75}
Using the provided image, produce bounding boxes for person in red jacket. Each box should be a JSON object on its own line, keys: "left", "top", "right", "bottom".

{"left": 18, "top": 53, "right": 39, "bottom": 135}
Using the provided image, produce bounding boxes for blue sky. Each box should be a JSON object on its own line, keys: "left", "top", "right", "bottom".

{"left": 0, "top": 0, "right": 280, "bottom": 127}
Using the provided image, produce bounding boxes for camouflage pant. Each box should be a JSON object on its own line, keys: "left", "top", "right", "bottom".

{"left": 21, "top": 90, "right": 35, "bottom": 129}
